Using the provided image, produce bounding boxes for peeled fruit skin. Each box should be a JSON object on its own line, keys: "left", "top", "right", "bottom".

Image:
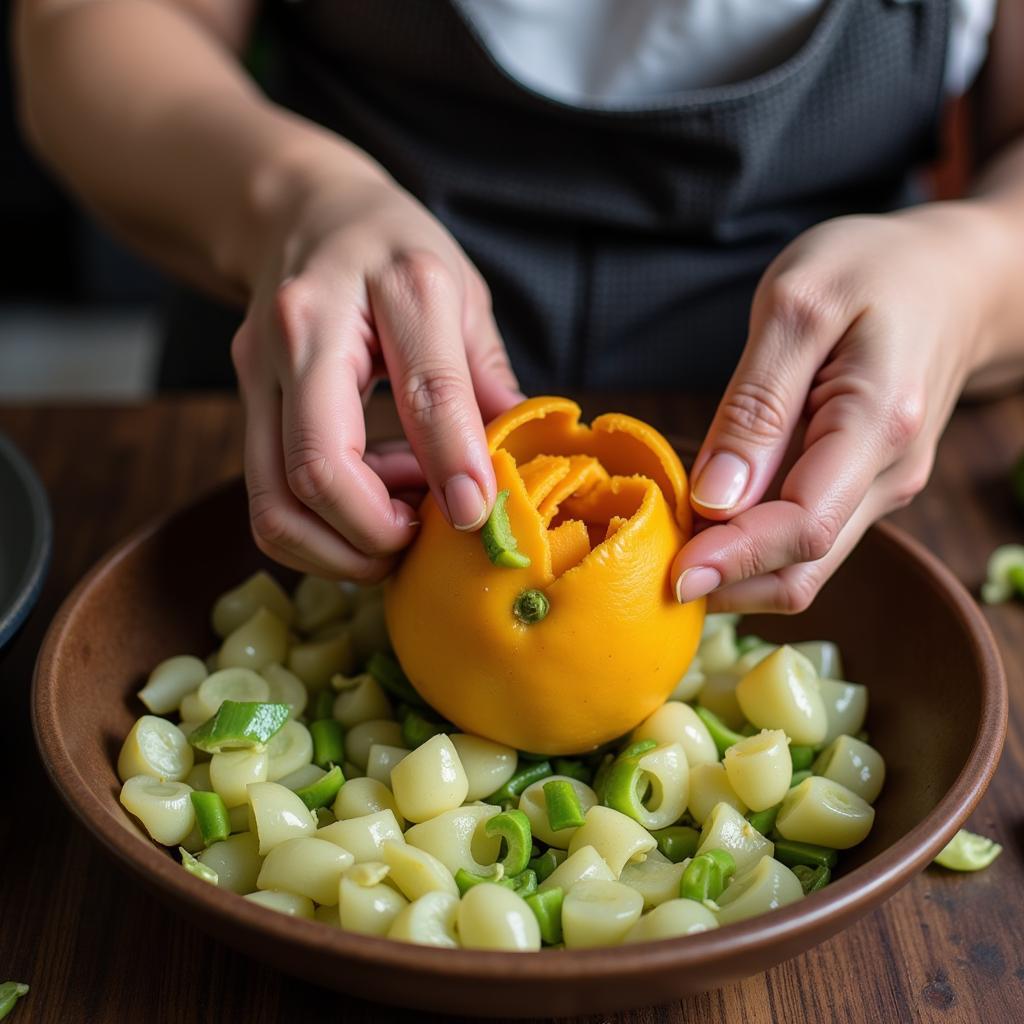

{"left": 385, "top": 397, "right": 704, "bottom": 755}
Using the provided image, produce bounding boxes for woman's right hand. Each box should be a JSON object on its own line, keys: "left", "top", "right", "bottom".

{"left": 232, "top": 154, "right": 523, "bottom": 582}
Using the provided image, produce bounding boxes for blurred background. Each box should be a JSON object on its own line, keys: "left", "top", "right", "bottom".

{"left": 0, "top": 15, "right": 972, "bottom": 404}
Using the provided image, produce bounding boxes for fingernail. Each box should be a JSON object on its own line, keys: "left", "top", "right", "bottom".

{"left": 693, "top": 452, "right": 749, "bottom": 510}
{"left": 675, "top": 566, "right": 722, "bottom": 604}
{"left": 444, "top": 474, "right": 488, "bottom": 531}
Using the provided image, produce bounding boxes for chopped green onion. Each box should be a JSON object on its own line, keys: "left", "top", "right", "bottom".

{"left": 179, "top": 847, "right": 218, "bottom": 886}
{"left": 694, "top": 706, "right": 745, "bottom": 757}
{"left": 933, "top": 829, "right": 1003, "bottom": 871}
{"left": 365, "top": 651, "right": 426, "bottom": 708}
{"left": 481, "top": 489, "right": 531, "bottom": 569}
{"left": 552, "top": 758, "right": 591, "bottom": 784}
{"left": 485, "top": 809, "right": 533, "bottom": 876}
{"left": 310, "top": 718, "right": 345, "bottom": 768}
{"left": 0, "top": 983, "right": 29, "bottom": 1022}
{"left": 455, "top": 867, "right": 504, "bottom": 894}
{"left": 295, "top": 764, "right": 345, "bottom": 810}
{"left": 652, "top": 825, "right": 700, "bottom": 863}
{"left": 190, "top": 791, "right": 230, "bottom": 846}
{"left": 401, "top": 709, "right": 447, "bottom": 749}
{"left": 543, "top": 780, "right": 586, "bottom": 832}
{"left": 789, "top": 769, "right": 813, "bottom": 788}
{"left": 773, "top": 838, "right": 838, "bottom": 869}
{"left": 680, "top": 850, "right": 736, "bottom": 903}
{"left": 602, "top": 753, "right": 648, "bottom": 823}
{"left": 736, "top": 634, "right": 765, "bottom": 655}
{"left": 525, "top": 887, "right": 564, "bottom": 945}
{"left": 746, "top": 805, "right": 780, "bottom": 837}
{"left": 793, "top": 864, "right": 831, "bottom": 894}
{"left": 528, "top": 848, "right": 566, "bottom": 883}
{"left": 486, "top": 760, "right": 552, "bottom": 804}
{"left": 513, "top": 589, "right": 549, "bottom": 624}
{"left": 188, "top": 700, "right": 289, "bottom": 753}
{"left": 310, "top": 688, "right": 334, "bottom": 722}
{"left": 789, "top": 745, "right": 815, "bottom": 772}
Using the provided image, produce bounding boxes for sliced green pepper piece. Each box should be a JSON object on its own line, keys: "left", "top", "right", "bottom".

{"left": 525, "top": 887, "right": 564, "bottom": 945}
{"left": 694, "top": 706, "right": 745, "bottom": 757}
{"left": 190, "top": 790, "right": 231, "bottom": 846}
{"left": 484, "top": 809, "right": 533, "bottom": 876}
{"left": 0, "top": 983, "right": 29, "bottom": 1022}
{"left": 528, "top": 847, "right": 566, "bottom": 883}
{"left": 188, "top": 700, "right": 289, "bottom": 753}
{"left": 309, "top": 718, "right": 345, "bottom": 769}
{"left": 179, "top": 847, "right": 219, "bottom": 886}
{"left": 481, "top": 489, "right": 531, "bottom": 568}
{"left": 543, "top": 779, "right": 586, "bottom": 832}
{"left": 793, "top": 863, "right": 831, "bottom": 894}
{"left": 486, "top": 761, "right": 553, "bottom": 805}
{"left": 310, "top": 688, "right": 334, "bottom": 722}
{"left": 295, "top": 764, "right": 345, "bottom": 810}
{"left": 680, "top": 849, "right": 736, "bottom": 902}
{"left": 652, "top": 825, "right": 700, "bottom": 863}
{"left": 933, "top": 828, "right": 1003, "bottom": 871}
{"left": 365, "top": 652, "right": 427, "bottom": 709}
{"left": 773, "top": 837, "right": 838, "bottom": 869}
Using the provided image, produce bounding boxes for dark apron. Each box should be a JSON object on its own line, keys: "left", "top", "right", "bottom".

{"left": 161, "top": 0, "right": 950, "bottom": 394}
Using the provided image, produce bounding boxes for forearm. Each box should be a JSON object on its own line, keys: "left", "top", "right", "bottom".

{"left": 14, "top": 0, "right": 388, "bottom": 303}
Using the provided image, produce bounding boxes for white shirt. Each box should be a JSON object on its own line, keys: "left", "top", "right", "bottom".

{"left": 456, "top": 0, "right": 997, "bottom": 107}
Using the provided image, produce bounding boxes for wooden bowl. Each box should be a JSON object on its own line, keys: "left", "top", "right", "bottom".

{"left": 33, "top": 477, "right": 1007, "bottom": 1018}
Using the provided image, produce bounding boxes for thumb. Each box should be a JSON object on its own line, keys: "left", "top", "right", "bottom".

{"left": 690, "top": 283, "right": 838, "bottom": 520}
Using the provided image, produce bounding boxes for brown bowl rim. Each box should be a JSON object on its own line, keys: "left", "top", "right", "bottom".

{"left": 32, "top": 476, "right": 1008, "bottom": 985}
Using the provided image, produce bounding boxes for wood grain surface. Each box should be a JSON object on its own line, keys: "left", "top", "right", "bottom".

{"left": 0, "top": 391, "right": 1022, "bottom": 1024}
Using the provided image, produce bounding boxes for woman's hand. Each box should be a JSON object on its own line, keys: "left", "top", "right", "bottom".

{"left": 671, "top": 202, "right": 1008, "bottom": 613}
{"left": 232, "top": 155, "right": 523, "bottom": 582}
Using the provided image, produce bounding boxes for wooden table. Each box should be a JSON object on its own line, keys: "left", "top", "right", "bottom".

{"left": 1, "top": 392, "right": 1022, "bottom": 1024}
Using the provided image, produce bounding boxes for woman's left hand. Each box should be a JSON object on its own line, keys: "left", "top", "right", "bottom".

{"left": 671, "top": 202, "right": 1006, "bottom": 613}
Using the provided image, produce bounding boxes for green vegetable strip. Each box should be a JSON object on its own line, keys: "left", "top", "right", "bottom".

{"left": 454, "top": 867, "right": 537, "bottom": 896}
{"left": 0, "top": 983, "right": 29, "bottom": 1022}
{"left": 311, "top": 688, "right": 334, "bottom": 722}
{"left": 543, "top": 780, "right": 586, "bottom": 832}
{"left": 296, "top": 764, "right": 345, "bottom": 810}
{"left": 528, "top": 848, "right": 565, "bottom": 883}
{"left": 508, "top": 869, "right": 538, "bottom": 897}
{"left": 310, "top": 719, "right": 346, "bottom": 769}
{"left": 933, "top": 828, "right": 1003, "bottom": 871}
{"left": 366, "top": 651, "right": 427, "bottom": 709}
{"left": 484, "top": 809, "right": 533, "bottom": 876}
{"left": 773, "top": 838, "right": 838, "bottom": 869}
{"left": 525, "top": 887, "right": 564, "bottom": 946}
{"left": 552, "top": 758, "right": 591, "bottom": 784}
{"left": 652, "top": 825, "right": 700, "bottom": 863}
{"left": 455, "top": 868, "right": 501, "bottom": 895}
{"left": 401, "top": 709, "right": 447, "bottom": 750}
{"left": 694, "top": 706, "right": 745, "bottom": 757}
{"left": 789, "top": 769, "right": 813, "bottom": 788}
{"left": 486, "top": 761, "right": 553, "bottom": 804}
{"left": 190, "top": 791, "right": 231, "bottom": 846}
{"left": 680, "top": 850, "right": 736, "bottom": 903}
{"left": 789, "top": 745, "right": 815, "bottom": 772}
{"left": 746, "top": 805, "right": 780, "bottom": 837}
{"left": 601, "top": 754, "right": 648, "bottom": 823}
{"left": 179, "top": 847, "right": 218, "bottom": 886}
{"left": 188, "top": 700, "right": 290, "bottom": 753}
{"left": 481, "top": 489, "right": 532, "bottom": 569}
{"left": 617, "top": 739, "right": 657, "bottom": 761}
{"left": 793, "top": 864, "right": 831, "bottom": 894}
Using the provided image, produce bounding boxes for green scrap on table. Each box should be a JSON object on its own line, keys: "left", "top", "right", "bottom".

{"left": 0, "top": 983, "right": 28, "bottom": 1022}
{"left": 933, "top": 829, "right": 1002, "bottom": 871}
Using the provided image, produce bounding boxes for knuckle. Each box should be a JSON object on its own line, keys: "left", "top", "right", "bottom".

{"left": 397, "top": 366, "right": 468, "bottom": 428}
{"left": 273, "top": 277, "right": 318, "bottom": 366}
{"left": 882, "top": 395, "right": 926, "bottom": 451}
{"left": 249, "top": 500, "right": 296, "bottom": 556}
{"left": 717, "top": 377, "right": 789, "bottom": 444}
{"left": 765, "top": 272, "right": 838, "bottom": 341}
{"left": 284, "top": 434, "right": 335, "bottom": 507}
{"left": 890, "top": 458, "right": 932, "bottom": 509}
{"left": 796, "top": 509, "right": 843, "bottom": 563}
{"left": 230, "top": 323, "right": 255, "bottom": 383}
{"left": 777, "top": 570, "right": 820, "bottom": 615}
{"left": 381, "top": 250, "right": 456, "bottom": 310}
